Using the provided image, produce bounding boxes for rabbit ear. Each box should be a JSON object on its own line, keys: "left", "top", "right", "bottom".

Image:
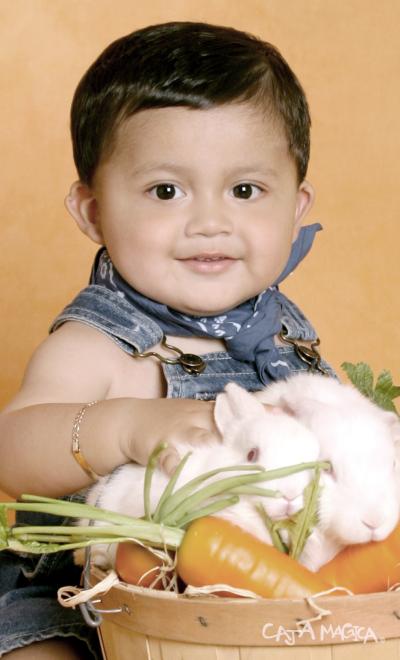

{"left": 254, "top": 385, "right": 298, "bottom": 418}
{"left": 214, "top": 383, "right": 266, "bottom": 436}
{"left": 288, "top": 396, "right": 331, "bottom": 420}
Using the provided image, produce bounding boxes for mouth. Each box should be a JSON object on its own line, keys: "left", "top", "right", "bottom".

{"left": 178, "top": 254, "right": 238, "bottom": 273}
{"left": 182, "top": 253, "right": 234, "bottom": 261}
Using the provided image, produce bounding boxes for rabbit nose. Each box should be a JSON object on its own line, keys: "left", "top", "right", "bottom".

{"left": 361, "top": 520, "right": 375, "bottom": 530}
{"left": 285, "top": 494, "right": 303, "bottom": 515}
{"left": 284, "top": 490, "right": 302, "bottom": 502}
{"left": 361, "top": 516, "right": 382, "bottom": 531}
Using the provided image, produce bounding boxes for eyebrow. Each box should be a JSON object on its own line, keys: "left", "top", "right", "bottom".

{"left": 130, "top": 162, "right": 188, "bottom": 176}
{"left": 129, "top": 161, "right": 278, "bottom": 178}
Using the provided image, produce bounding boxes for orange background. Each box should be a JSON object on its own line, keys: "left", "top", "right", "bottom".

{"left": 1, "top": 0, "right": 399, "bottom": 410}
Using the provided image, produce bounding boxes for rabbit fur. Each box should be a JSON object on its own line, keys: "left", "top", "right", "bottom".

{"left": 255, "top": 372, "right": 400, "bottom": 570}
{"left": 81, "top": 383, "right": 320, "bottom": 570}
{"left": 81, "top": 373, "right": 400, "bottom": 573}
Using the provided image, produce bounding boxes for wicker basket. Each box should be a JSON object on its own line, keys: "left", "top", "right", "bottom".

{"left": 90, "top": 567, "right": 400, "bottom": 659}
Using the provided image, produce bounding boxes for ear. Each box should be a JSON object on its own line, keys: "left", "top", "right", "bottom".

{"left": 65, "top": 181, "right": 104, "bottom": 245}
{"left": 292, "top": 180, "right": 315, "bottom": 241}
{"left": 214, "top": 383, "right": 266, "bottom": 437}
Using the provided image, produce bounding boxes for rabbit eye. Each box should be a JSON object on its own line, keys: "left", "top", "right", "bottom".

{"left": 328, "top": 465, "right": 337, "bottom": 480}
{"left": 247, "top": 447, "right": 259, "bottom": 463}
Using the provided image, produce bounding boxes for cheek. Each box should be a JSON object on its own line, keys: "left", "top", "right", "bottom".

{"left": 107, "top": 218, "right": 170, "bottom": 260}
{"left": 246, "top": 213, "right": 295, "bottom": 256}
{"left": 248, "top": 234, "right": 293, "bottom": 284}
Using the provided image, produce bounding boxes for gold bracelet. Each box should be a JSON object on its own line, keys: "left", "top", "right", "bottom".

{"left": 71, "top": 401, "right": 101, "bottom": 481}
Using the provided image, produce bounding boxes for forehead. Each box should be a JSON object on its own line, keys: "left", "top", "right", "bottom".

{"left": 103, "top": 103, "right": 293, "bottom": 175}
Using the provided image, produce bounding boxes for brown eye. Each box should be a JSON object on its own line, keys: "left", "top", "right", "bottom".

{"left": 328, "top": 464, "right": 336, "bottom": 480}
{"left": 233, "top": 183, "right": 253, "bottom": 199}
{"left": 232, "top": 183, "right": 263, "bottom": 199}
{"left": 247, "top": 447, "right": 259, "bottom": 463}
{"left": 155, "top": 184, "right": 176, "bottom": 200}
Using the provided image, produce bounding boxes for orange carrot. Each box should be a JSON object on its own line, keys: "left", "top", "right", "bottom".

{"left": 116, "top": 517, "right": 330, "bottom": 598}
{"left": 176, "top": 517, "right": 331, "bottom": 599}
{"left": 317, "top": 523, "right": 400, "bottom": 594}
{"left": 116, "top": 543, "right": 166, "bottom": 589}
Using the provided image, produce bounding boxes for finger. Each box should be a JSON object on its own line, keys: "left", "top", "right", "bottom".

{"left": 158, "top": 447, "right": 181, "bottom": 476}
{"left": 186, "top": 401, "right": 217, "bottom": 429}
{"left": 185, "top": 427, "right": 222, "bottom": 446}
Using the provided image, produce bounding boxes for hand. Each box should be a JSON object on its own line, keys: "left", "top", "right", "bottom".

{"left": 121, "top": 398, "right": 219, "bottom": 475}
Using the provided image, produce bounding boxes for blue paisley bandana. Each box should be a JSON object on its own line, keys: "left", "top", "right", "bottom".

{"left": 91, "top": 224, "right": 321, "bottom": 384}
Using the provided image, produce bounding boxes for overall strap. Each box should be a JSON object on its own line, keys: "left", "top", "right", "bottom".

{"left": 50, "top": 285, "right": 163, "bottom": 354}
{"left": 277, "top": 291, "right": 319, "bottom": 342}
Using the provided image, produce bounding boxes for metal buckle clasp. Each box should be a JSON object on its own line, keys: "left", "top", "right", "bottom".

{"left": 133, "top": 335, "right": 206, "bottom": 376}
{"left": 279, "top": 330, "right": 329, "bottom": 375}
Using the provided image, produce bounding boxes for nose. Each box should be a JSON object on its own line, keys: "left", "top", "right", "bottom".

{"left": 361, "top": 513, "right": 384, "bottom": 531}
{"left": 284, "top": 493, "right": 303, "bottom": 516}
{"left": 184, "top": 196, "right": 233, "bottom": 237}
{"left": 361, "top": 520, "right": 377, "bottom": 536}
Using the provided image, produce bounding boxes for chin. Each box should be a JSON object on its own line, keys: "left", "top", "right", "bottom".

{"left": 176, "top": 300, "right": 238, "bottom": 317}
{"left": 177, "top": 291, "right": 257, "bottom": 317}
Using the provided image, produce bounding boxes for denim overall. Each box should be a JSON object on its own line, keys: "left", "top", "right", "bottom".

{"left": 0, "top": 285, "right": 335, "bottom": 658}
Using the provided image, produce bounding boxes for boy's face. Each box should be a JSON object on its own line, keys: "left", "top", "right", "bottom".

{"left": 70, "top": 103, "right": 314, "bottom": 316}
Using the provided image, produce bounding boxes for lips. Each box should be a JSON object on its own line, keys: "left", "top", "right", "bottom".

{"left": 182, "top": 253, "right": 233, "bottom": 261}
{"left": 178, "top": 253, "right": 237, "bottom": 273}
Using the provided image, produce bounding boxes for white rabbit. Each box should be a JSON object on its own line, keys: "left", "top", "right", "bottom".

{"left": 255, "top": 372, "right": 400, "bottom": 570}
{"left": 82, "top": 382, "right": 320, "bottom": 570}
{"left": 214, "top": 383, "right": 320, "bottom": 523}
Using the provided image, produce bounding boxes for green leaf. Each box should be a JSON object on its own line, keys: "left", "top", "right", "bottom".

{"left": 0, "top": 506, "right": 9, "bottom": 550}
{"left": 143, "top": 443, "right": 168, "bottom": 521}
{"left": 177, "top": 495, "right": 240, "bottom": 527}
{"left": 341, "top": 362, "right": 399, "bottom": 415}
{"left": 341, "top": 362, "right": 374, "bottom": 398}
{"left": 289, "top": 468, "right": 321, "bottom": 561}
{"left": 372, "top": 392, "right": 398, "bottom": 413}
{"left": 256, "top": 504, "right": 289, "bottom": 554}
{"left": 373, "top": 370, "right": 400, "bottom": 413}
{"left": 152, "top": 451, "right": 192, "bottom": 523}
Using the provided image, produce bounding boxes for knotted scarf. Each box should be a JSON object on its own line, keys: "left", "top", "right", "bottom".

{"left": 91, "top": 223, "right": 321, "bottom": 384}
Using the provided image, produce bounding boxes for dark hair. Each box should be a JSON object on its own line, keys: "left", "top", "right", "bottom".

{"left": 71, "top": 22, "right": 311, "bottom": 184}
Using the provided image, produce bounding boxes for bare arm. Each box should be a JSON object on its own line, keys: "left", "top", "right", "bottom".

{"left": 0, "top": 323, "right": 217, "bottom": 498}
